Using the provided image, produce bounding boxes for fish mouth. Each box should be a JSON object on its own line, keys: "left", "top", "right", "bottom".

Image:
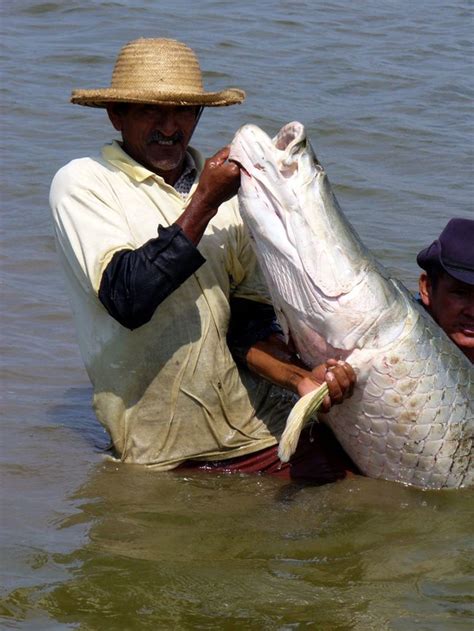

{"left": 230, "top": 122, "right": 310, "bottom": 177}
{"left": 231, "top": 122, "right": 323, "bottom": 175}
{"left": 274, "top": 121, "right": 305, "bottom": 151}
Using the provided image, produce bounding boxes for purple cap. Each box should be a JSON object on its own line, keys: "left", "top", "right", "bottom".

{"left": 417, "top": 218, "right": 474, "bottom": 285}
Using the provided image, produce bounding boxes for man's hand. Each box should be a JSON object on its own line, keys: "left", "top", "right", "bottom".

{"left": 176, "top": 146, "right": 240, "bottom": 244}
{"left": 297, "top": 359, "right": 356, "bottom": 413}
{"left": 196, "top": 146, "right": 241, "bottom": 210}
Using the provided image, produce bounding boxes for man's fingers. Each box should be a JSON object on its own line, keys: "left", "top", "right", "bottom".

{"left": 337, "top": 359, "right": 356, "bottom": 380}
{"left": 319, "top": 394, "right": 332, "bottom": 413}
{"left": 205, "top": 148, "right": 241, "bottom": 182}
{"left": 298, "top": 361, "right": 356, "bottom": 411}
{"left": 208, "top": 146, "right": 235, "bottom": 168}
{"left": 323, "top": 360, "right": 357, "bottom": 410}
{"left": 335, "top": 361, "right": 356, "bottom": 397}
{"left": 325, "top": 370, "right": 344, "bottom": 405}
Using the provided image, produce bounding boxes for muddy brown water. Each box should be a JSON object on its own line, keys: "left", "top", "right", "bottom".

{"left": 1, "top": 1, "right": 473, "bottom": 628}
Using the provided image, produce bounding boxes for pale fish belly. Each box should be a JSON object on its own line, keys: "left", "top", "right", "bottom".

{"left": 323, "top": 297, "right": 474, "bottom": 489}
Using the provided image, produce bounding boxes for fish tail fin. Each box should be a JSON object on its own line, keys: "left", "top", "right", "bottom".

{"left": 278, "top": 383, "right": 329, "bottom": 462}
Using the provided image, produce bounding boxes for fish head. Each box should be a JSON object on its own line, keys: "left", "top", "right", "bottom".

{"left": 230, "top": 121, "right": 319, "bottom": 183}
{"left": 229, "top": 123, "right": 323, "bottom": 265}
{"left": 230, "top": 122, "right": 408, "bottom": 359}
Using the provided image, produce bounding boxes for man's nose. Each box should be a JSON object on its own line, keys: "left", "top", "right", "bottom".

{"left": 154, "top": 109, "right": 180, "bottom": 136}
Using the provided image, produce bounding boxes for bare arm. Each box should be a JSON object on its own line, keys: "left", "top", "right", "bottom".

{"left": 245, "top": 334, "right": 356, "bottom": 412}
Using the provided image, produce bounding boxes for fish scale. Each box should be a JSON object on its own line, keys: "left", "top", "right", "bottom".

{"left": 230, "top": 121, "right": 473, "bottom": 489}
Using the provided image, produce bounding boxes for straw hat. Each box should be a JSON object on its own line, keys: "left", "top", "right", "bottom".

{"left": 71, "top": 38, "right": 246, "bottom": 108}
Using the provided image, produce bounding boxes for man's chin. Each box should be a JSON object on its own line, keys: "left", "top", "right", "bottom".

{"left": 151, "top": 160, "right": 182, "bottom": 173}
{"left": 146, "top": 147, "right": 184, "bottom": 173}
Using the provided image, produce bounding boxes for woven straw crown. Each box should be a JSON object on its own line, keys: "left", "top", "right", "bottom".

{"left": 71, "top": 38, "right": 246, "bottom": 108}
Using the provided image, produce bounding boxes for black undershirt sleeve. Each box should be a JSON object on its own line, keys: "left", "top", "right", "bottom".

{"left": 98, "top": 223, "right": 282, "bottom": 350}
{"left": 98, "top": 224, "right": 205, "bottom": 330}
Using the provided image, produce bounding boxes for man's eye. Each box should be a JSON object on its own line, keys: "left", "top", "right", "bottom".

{"left": 179, "top": 106, "right": 198, "bottom": 116}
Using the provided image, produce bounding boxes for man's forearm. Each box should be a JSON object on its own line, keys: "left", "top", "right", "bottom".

{"left": 175, "top": 189, "right": 218, "bottom": 244}
{"left": 246, "top": 336, "right": 357, "bottom": 411}
{"left": 244, "top": 335, "right": 314, "bottom": 395}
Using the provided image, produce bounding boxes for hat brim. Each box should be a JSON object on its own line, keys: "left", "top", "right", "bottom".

{"left": 70, "top": 87, "right": 246, "bottom": 108}
{"left": 441, "top": 265, "right": 474, "bottom": 285}
{"left": 417, "top": 241, "right": 474, "bottom": 285}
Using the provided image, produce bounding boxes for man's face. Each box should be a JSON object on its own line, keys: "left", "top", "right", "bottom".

{"left": 107, "top": 103, "right": 199, "bottom": 183}
{"left": 419, "top": 271, "right": 474, "bottom": 362}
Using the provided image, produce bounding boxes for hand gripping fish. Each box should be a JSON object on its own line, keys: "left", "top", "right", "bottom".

{"left": 229, "top": 122, "right": 473, "bottom": 489}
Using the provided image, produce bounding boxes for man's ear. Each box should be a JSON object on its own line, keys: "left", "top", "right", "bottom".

{"left": 106, "top": 105, "right": 123, "bottom": 131}
{"left": 419, "top": 272, "right": 432, "bottom": 308}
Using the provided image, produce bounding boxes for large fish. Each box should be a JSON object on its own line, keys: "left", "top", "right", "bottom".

{"left": 229, "top": 122, "right": 473, "bottom": 489}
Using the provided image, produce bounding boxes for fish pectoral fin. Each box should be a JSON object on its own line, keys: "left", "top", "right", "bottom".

{"left": 278, "top": 383, "right": 329, "bottom": 462}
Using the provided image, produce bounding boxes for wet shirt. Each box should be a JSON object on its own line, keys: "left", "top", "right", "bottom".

{"left": 49, "top": 141, "right": 292, "bottom": 469}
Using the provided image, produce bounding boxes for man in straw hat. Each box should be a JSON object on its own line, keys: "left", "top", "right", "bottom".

{"left": 50, "top": 38, "right": 356, "bottom": 480}
{"left": 417, "top": 218, "right": 474, "bottom": 363}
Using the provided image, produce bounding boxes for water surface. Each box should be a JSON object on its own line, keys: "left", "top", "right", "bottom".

{"left": 1, "top": 1, "right": 473, "bottom": 629}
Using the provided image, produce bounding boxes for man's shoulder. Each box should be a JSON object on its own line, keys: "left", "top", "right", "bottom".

{"left": 53, "top": 154, "right": 110, "bottom": 182}
{"left": 50, "top": 153, "right": 121, "bottom": 201}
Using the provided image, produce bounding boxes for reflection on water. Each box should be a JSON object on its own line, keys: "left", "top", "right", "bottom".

{"left": 3, "top": 466, "right": 473, "bottom": 629}
{"left": 1, "top": 0, "right": 473, "bottom": 628}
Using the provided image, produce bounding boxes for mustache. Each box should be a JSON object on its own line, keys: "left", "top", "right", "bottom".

{"left": 147, "top": 130, "right": 184, "bottom": 144}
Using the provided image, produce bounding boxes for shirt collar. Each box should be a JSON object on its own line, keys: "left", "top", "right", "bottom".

{"left": 174, "top": 153, "right": 198, "bottom": 197}
{"left": 179, "top": 152, "right": 197, "bottom": 179}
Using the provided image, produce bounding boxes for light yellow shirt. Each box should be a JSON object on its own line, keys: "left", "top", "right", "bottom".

{"left": 49, "top": 141, "right": 292, "bottom": 468}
